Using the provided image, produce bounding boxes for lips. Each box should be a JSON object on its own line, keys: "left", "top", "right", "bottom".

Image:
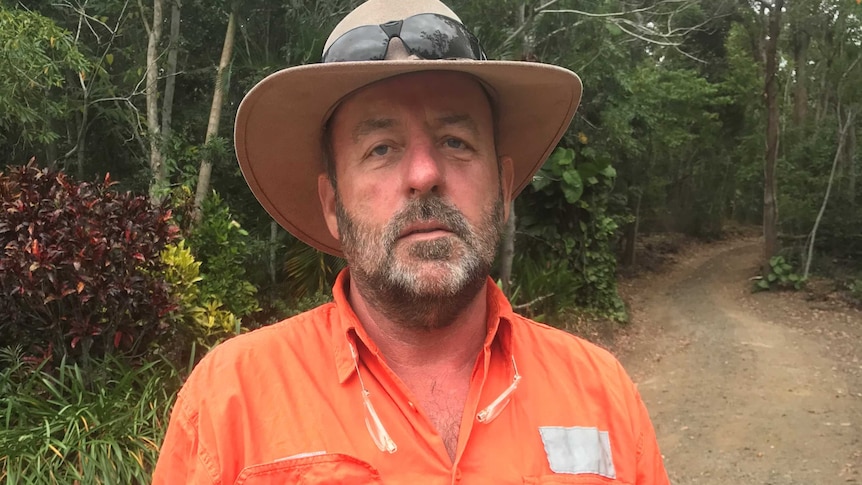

{"left": 398, "top": 220, "right": 452, "bottom": 239}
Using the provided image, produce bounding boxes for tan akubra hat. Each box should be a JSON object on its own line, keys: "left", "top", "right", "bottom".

{"left": 234, "top": 0, "right": 582, "bottom": 257}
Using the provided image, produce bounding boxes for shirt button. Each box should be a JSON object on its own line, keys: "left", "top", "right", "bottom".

{"left": 408, "top": 401, "right": 417, "bottom": 411}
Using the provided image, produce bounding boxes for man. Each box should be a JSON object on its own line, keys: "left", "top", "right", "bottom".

{"left": 154, "top": 0, "right": 670, "bottom": 483}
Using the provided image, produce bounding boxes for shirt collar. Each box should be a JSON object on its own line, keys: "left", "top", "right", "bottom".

{"left": 331, "top": 268, "right": 514, "bottom": 384}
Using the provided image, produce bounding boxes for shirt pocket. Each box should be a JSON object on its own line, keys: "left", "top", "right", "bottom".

{"left": 234, "top": 453, "right": 382, "bottom": 485}
{"left": 523, "top": 475, "right": 631, "bottom": 484}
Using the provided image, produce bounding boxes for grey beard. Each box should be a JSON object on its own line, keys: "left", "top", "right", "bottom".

{"left": 337, "top": 194, "right": 504, "bottom": 330}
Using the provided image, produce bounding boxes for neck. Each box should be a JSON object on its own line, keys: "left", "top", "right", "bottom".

{"left": 347, "top": 276, "right": 489, "bottom": 373}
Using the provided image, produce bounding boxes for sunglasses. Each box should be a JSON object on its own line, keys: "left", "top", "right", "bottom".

{"left": 322, "top": 13, "right": 487, "bottom": 63}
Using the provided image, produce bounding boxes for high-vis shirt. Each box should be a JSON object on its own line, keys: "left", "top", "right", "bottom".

{"left": 153, "top": 270, "right": 669, "bottom": 484}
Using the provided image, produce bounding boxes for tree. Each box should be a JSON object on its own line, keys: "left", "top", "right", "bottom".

{"left": 0, "top": 6, "right": 90, "bottom": 162}
{"left": 143, "top": 0, "right": 166, "bottom": 200}
{"left": 193, "top": 5, "right": 237, "bottom": 222}
{"left": 741, "top": 0, "right": 786, "bottom": 267}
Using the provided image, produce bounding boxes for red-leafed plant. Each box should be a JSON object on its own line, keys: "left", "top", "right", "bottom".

{"left": 0, "top": 163, "right": 179, "bottom": 365}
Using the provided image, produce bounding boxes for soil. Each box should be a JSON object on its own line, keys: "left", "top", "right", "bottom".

{"left": 613, "top": 237, "right": 862, "bottom": 484}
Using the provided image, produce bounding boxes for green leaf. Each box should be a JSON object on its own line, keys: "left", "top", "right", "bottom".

{"left": 105, "top": 53, "right": 114, "bottom": 65}
{"left": 561, "top": 170, "right": 584, "bottom": 203}
{"left": 531, "top": 174, "right": 552, "bottom": 192}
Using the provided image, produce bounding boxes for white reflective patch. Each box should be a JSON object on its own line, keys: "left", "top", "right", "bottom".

{"left": 538, "top": 426, "right": 616, "bottom": 478}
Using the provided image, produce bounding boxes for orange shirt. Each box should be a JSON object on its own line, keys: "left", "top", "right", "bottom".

{"left": 154, "top": 271, "right": 669, "bottom": 484}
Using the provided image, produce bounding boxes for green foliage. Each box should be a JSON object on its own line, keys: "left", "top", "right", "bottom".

{"left": 160, "top": 240, "right": 239, "bottom": 347}
{"left": 755, "top": 256, "right": 807, "bottom": 291}
{"left": 266, "top": 291, "right": 334, "bottom": 322}
{"left": 848, "top": 279, "right": 862, "bottom": 305}
{"left": 0, "top": 5, "right": 91, "bottom": 152}
{"left": 518, "top": 147, "right": 627, "bottom": 322}
{"left": 282, "top": 234, "right": 346, "bottom": 300}
{"left": 187, "top": 192, "right": 259, "bottom": 319}
{"left": 0, "top": 347, "right": 179, "bottom": 483}
{"left": 0, "top": 164, "right": 178, "bottom": 365}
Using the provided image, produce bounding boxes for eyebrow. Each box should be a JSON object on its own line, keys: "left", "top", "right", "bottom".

{"left": 435, "top": 114, "right": 479, "bottom": 137}
{"left": 352, "top": 118, "right": 397, "bottom": 143}
{"left": 350, "top": 113, "right": 481, "bottom": 142}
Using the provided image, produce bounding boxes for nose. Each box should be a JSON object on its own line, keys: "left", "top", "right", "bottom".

{"left": 403, "top": 139, "right": 443, "bottom": 197}
{"left": 385, "top": 37, "right": 422, "bottom": 61}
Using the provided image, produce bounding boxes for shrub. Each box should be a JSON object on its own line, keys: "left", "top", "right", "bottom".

{"left": 517, "top": 147, "right": 627, "bottom": 321}
{"left": 0, "top": 164, "right": 179, "bottom": 365}
{"left": 187, "top": 192, "right": 259, "bottom": 319}
{"left": 160, "top": 241, "right": 239, "bottom": 351}
{"left": 848, "top": 279, "right": 862, "bottom": 306}
{"left": 755, "top": 256, "right": 806, "bottom": 291}
{"left": 0, "top": 347, "right": 179, "bottom": 483}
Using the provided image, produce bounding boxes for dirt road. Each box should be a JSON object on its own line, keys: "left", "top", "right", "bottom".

{"left": 617, "top": 240, "right": 862, "bottom": 484}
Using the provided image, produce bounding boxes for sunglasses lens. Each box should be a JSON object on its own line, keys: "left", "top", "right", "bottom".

{"left": 323, "top": 26, "right": 389, "bottom": 62}
{"left": 322, "top": 14, "right": 485, "bottom": 63}
{"left": 400, "top": 14, "right": 484, "bottom": 60}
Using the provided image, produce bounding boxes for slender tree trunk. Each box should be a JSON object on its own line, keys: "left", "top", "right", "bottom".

{"left": 161, "top": 0, "right": 181, "bottom": 139}
{"left": 269, "top": 221, "right": 278, "bottom": 286}
{"left": 791, "top": 30, "right": 809, "bottom": 126}
{"left": 499, "top": 0, "right": 530, "bottom": 298}
{"left": 762, "top": 0, "right": 784, "bottom": 268}
{"left": 848, "top": 123, "right": 857, "bottom": 208}
{"left": 500, "top": 202, "right": 516, "bottom": 296}
{"left": 804, "top": 108, "right": 854, "bottom": 279}
{"left": 622, "top": 189, "right": 642, "bottom": 267}
{"left": 193, "top": 9, "right": 237, "bottom": 221}
{"left": 76, "top": 102, "right": 89, "bottom": 180}
{"left": 146, "top": 0, "right": 165, "bottom": 201}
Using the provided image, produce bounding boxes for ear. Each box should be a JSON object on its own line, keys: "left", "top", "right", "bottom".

{"left": 499, "top": 155, "right": 515, "bottom": 221}
{"left": 318, "top": 174, "right": 340, "bottom": 240}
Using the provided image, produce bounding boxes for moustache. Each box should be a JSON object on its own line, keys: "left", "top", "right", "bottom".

{"left": 383, "top": 197, "right": 472, "bottom": 244}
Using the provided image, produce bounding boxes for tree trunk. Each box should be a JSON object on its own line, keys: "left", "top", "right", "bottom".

{"left": 792, "top": 35, "right": 808, "bottom": 126}
{"left": 161, "top": 0, "right": 181, "bottom": 139}
{"left": 803, "top": 108, "right": 854, "bottom": 279}
{"left": 193, "top": 9, "right": 237, "bottom": 222}
{"left": 269, "top": 220, "right": 278, "bottom": 286}
{"left": 146, "top": 0, "right": 165, "bottom": 201}
{"left": 498, "top": 0, "right": 530, "bottom": 298}
{"left": 848, "top": 122, "right": 857, "bottom": 207}
{"left": 762, "top": 0, "right": 784, "bottom": 268}
{"left": 76, "top": 102, "right": 88, "bottom": 180}
{"left": 500, "top": 202, "right": 516, "bottom": 296}
{"left": 622, "top": 189, "right": 642, "bottom": 267}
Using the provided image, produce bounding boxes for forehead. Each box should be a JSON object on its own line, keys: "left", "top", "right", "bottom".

{"left": 328, "top": 71, "right": 494, "bottom": 135}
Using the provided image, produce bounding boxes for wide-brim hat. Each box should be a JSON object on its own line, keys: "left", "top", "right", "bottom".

{"left": 234, "top": 0, "right": 582, "bottom": 257}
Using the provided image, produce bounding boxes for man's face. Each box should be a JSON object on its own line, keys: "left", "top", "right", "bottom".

{"left": 319, "top": 71, "right": 514, "bottom": 315}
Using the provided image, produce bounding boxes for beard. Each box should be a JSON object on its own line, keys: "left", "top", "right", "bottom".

{"left": 336, "top": 192, "right": 504, "bottom": 330}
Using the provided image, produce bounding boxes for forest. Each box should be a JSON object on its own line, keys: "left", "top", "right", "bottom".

{"left": 1, "top": 0, "right": 861, "bottom": 480}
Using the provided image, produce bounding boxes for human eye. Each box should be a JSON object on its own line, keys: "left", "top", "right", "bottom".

{"left": 443, "top": 137, "right": 469, "bottom": 150}
{"left": 369, "top": 144, "right": 391, "bottom": 157}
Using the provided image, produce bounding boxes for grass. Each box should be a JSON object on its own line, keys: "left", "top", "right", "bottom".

{"left": 0, "top": 347, "right": 180, "bottom": 484}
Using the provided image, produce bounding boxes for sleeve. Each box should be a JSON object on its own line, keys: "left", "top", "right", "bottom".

{"left": 632, "top": 388, "right": 671, "bottom": 485}
{"left": 152, "top": 392, "right": 219, "bottom": 485}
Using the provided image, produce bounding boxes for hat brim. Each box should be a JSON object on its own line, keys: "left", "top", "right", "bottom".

{"left": 234, "top": 60, "right": 582, "bottom": 257}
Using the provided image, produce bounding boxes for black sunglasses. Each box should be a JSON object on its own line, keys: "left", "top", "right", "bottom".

{"left": 322, "top": 13, "right": 487, "bottom": 63}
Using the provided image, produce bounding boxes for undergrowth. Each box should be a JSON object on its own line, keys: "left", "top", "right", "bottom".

{"left": 0, "top": 347, "right": 180, "bottom": 484}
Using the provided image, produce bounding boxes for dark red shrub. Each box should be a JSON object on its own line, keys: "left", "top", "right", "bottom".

{"left": 0, "top": 163, "right": 179, "bottom": 364}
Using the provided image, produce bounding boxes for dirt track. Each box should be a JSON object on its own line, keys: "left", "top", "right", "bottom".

{"left": 617, "top": 240, "right": 862, "bottom": 484}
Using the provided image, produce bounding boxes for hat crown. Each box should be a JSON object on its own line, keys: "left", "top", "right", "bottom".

{"left": 324, "top": 0, "right": 462, "bottom": 52}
